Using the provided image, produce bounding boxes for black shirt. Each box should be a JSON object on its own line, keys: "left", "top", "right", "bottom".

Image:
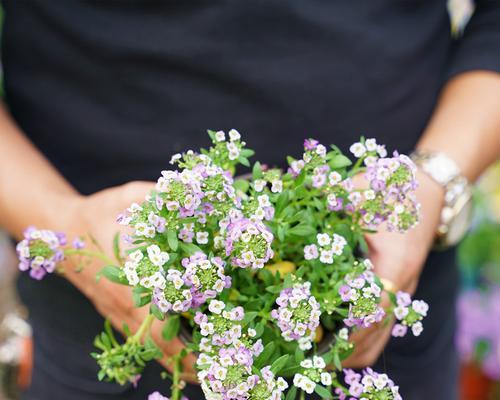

{"left": 2, "top": 1, "right": 499, "bottom": 398}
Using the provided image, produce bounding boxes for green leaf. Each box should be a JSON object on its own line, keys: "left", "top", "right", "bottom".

{"left": 178, "top": 242, "right": 202, "bottom": 255}
{"left": 270, "top": 354, "right": 289, "bottom": 374}
{"left": 132, "top": 287, "right": 152, "bottom": 307}
{"left": 240, "top": 148, "right": 255, "bottom": 158}
{"left": 288, "top": 224, "right": 316, "bottom": 237}
{"left": 329, "top": 154, "right": 352, "bottom": 168}
{"left": 100, "top": 265, "right": 128, "bottom": 285}
{"left": 242, "top": 311, "right": 259, "bottom": 325}
{"left": 314, "top": 384, "right": 333, "bottom": 398}
{"left": 113, "top": 232, "right": 123, "bottom": 264}
{"left": 233, "top": 179, "right": 250, "bottom": 193}
{"left": 167, "top": 230, "right": 178, "bottom": 251}
{"left": 238, "top": 156, "right": 250, "bottom": 167}
{"left": 285, "top": 385, "right": 297, "bottom": 400}
{"left": 333, "top": 351, "right": 342, "bottom": 371}
{"left": 252, "top": 161, "right": 263, "bottom": 180}
{"left": 255, "top": 342, "right": 276, "bottom": 368}
{"left": 162, "top": 315, "right": 181, "bottom": 341}
{"left": 275, "top": 191, "right": 289, "bottom": 216}
{"left": 150, "top": 304, "right": 165, "bottom": 321}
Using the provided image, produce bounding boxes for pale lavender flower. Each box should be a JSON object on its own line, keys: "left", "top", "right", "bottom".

{"left": 16, "top": 226, "right": 66, "bottom": 280}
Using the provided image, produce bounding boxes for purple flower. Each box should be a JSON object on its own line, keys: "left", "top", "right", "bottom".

{"left": 271, "top": 282, "right": 321, "bottom": 349}
{"left": 16, "top": 226, "right": 66, "bottom": 280}
{"left": 72, "top": 237, "right": 85, "bottom": 250}
{"left": 223, "top": 217, "right": 274, "bottom": 269}
{"left": 148, "top": 392, "right": 169, "bottom": 400}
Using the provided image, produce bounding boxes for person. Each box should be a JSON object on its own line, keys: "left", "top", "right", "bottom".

{"left": 0, "top": 1, "right": 499, "bottom": 399}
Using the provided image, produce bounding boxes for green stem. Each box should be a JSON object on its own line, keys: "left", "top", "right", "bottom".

{"left": 64, "top": 249, "right": 116, "bottom": 265}
{"left": 133, "top": 314, "right": 155, "bottom": 342}
{"left": 300, "top": 390, "right": 305, "bottom": 400}
{"left": 171, "top": 355, "right": 182, "bottom": 400}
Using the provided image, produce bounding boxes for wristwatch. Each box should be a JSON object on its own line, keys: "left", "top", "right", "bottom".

{"left": 410, "top": 150, "right": 474, "bottom": 249}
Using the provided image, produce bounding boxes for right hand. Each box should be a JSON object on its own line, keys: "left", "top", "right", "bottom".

{"left": 58, "top": 181, "right": 197, "bottom": 383}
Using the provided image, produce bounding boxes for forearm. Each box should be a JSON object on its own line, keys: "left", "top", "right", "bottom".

{"left": 417, "top": 71, "right": 500, "bottom": 182}
{"left": 0, "top": 103, "right": 80, "bottom": 238}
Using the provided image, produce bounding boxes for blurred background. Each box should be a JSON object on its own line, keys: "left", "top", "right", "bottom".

{"left": 0, "top": 1, "right": 498, "bottom": 399}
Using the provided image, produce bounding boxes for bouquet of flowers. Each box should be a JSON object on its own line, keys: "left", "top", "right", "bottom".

{"left": 16, "top": 130, "right": 428, "bottom": 400}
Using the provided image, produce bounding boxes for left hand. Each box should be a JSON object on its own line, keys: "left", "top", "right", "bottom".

{"left": 343, "top": 171, "right": 444, "bottom": 367}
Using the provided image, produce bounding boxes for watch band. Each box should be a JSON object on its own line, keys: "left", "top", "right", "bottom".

{"left": 410, "top": 150, "right": 461, "bottom": 186}
{"left": 410, "top": 150, "right": 473, "bottom": 248}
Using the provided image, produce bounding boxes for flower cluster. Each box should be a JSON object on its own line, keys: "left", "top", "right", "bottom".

{"left": 223, "top": 215, "right": 274, "bottom": 269}
{"left": 182, "top": 252, "right": 231, "bottom": 306}
{"left": 340, "top": 368, "right": 402, "bottom": 400}
{"left": 124, "top": 245, "right": 169, "bottom": 289}
{"left": 152, "top": 270, "right": 193, "bottom": 313}
{"left": 16, "top": 227, "right": 66, "bottom": 280}
{"left": 198, "top": 343, "right": 288, "bottom": 400}
{"left": 304, "top": 233, "right": 347, "bottom": 264}
{"left": 271, "top": 282, "right": 321, "bottom": 350}
{"left": 288, "top": 138, "right": 328, "bottom": 177}
{"left": 339, "top": 270, "right": 385, "bottom": 328}
{"left": 360, "top": 148, "right": 419, "bottom": 233}
{"left": 391, "top": 292, "right": 429, "bottom": 337}
{"left": 293, "top": 356, "right": 332, "bottom": 394}
{"left": 194, "top": 301, "right": 247, "bottom": 347}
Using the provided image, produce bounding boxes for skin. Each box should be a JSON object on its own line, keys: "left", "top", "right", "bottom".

{"left": 0, "top": 71, "right": 499, "bottom": 383}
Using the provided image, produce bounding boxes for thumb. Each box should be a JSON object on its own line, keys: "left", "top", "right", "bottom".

{"left": 117, "top": 180, "right": 156, "bottom": 209}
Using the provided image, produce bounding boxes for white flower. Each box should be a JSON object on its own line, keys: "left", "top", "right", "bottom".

{"left": 214, "top": 366, "right": 227, "bottom": 380}
{"left": 197, "top": 353, "right": 213, "bottom": 365}
{"left": 317, "top": 233, "right": 331, "bottom": 247}
{"left": 313, "top": 356, "right": 326, "bottom": 369}
{"left": 339, "top": 328, "right": 349, "bottom": 340}
{"left": 258, "top": 195, "right": 271, "bottom": 207}
{"left": 300, "top": 359, "right": 313, "bottom": 369}
{"left": 412, "top": 300, "right": 429, "bottom": 317}
{"left": 304, "top": 244, "right": 319, "bottom": 260}
{"left": 377, "top": 144, "right": 388, "bottom": 158}
{"left": 411, "top": 321, "right": 424, "bottom": 336}
{"left": 129, "top": 250, "right": 144, "bottom": 262}
{"left": 247, "top": 328, "right": 257, "bottom": 337}
{"left": 228, "top": 129, "right": 241, "bottom": 141}
{"left": 320, "top": 249, "right": 334, "bottom": 264}
{"left": 394, "top": 306, "right": 409, "bottom": 320}
{"left": 196, "top": 231, "right": 209, "bottom": 244}
{"left": 349, "top": 142, "right": 366, "bottom": 158}
{"left": 147, "top": 245, "right": 169, "bottom": 266}
{"left": 374, "top": 373, "right": 389, "bottom": 390}
{"left": 293, "top": 373, "right": 304, "bottom": 388}
{"left": 271, "top": 180, "right": 283, "bottom": 193}
{"left": 208, "top": 300, "right": 225, "bottom": 315}
{"left": 316, "top": 144, "right": 327, "bottom": 157}
{"left": 277, "top": 377, "right": 289, "bottom": 391}
{"left": 215, "top": 130, "right": 226, "bottom": 142}
{"left": 254, "top": 180, "right": 266, "bottom": 192}
{"left": 329, "top": 171, "right": 342, "bottom": 185}
{"left": 364, "top": 189, "right": 376, "bottom": 200}
{"left": 200, "top": 322, "right": 215, "bottom": 336}
{"left": 302, "top": 377, "right": 316, "bottom": 394}
{"left": 365, "top": 138, "right": 377, "bottom": 151}
{"left": 170, "top": 153, "right": 182, "bottom": 164}
{"left": 321, "top": 372, "right": 332, "bottom": 386}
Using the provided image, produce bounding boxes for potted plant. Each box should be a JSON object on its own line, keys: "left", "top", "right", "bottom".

{"left": 16, "top": 130, "right": 428, "bottom": 400}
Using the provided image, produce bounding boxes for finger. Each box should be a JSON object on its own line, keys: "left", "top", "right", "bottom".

{"left": 119, "top": 180, "right": 156, "bottom": 206}
{"left": 343, "top": 322, "right": 393, "bottom": 368}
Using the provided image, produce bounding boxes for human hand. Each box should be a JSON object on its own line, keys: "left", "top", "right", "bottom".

{"left": 344, "top": 171, "right": 444, "bottom": 367}
{"left": 58, "top": 182, "right": 197, "bottom": 382}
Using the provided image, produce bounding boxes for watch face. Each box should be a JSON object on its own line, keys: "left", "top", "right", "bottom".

{"left": 446, "top": 197, "right": 474, "bottom": 246}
